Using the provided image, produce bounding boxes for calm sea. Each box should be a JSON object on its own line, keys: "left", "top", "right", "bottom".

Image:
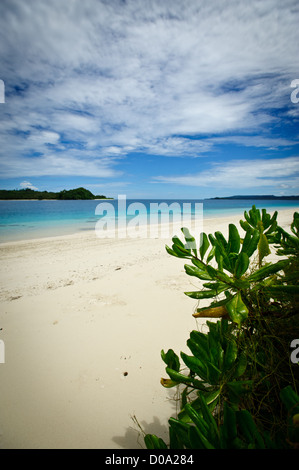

{"left": 0, "top": 198, "right": 298, "bottom": 243}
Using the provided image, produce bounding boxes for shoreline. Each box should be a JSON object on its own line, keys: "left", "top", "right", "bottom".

{"left": 1, "top": 206, "right": 298, "bottom": 246}
{"left": 0, "top": 208, "right": 297, "bottom": 449}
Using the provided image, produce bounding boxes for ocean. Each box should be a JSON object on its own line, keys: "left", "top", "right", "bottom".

{"left": 0, "top": 198, "right": 298, "bottom": 243}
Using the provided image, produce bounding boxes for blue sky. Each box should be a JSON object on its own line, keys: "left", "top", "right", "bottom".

{"left": 0, "top": 0, "right": 299, "bottom": 199}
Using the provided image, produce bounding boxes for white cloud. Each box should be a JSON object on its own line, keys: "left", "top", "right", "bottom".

{"left": 0, "top": 0, "right": 298, "bottom": 180}
{"left": 139, "top": 137, "right": 212, "bottom": 157}
{"left": 19, "top": 181, "right": 39, "bottom": 190}
{"left": 0, "top": 151, "right": 121, "bottom": 179}
{"left": 210, "top": 135, "right": 297, "bottom": 149}
{"left": 153, "top": 156, "right": 299, "bottom": 190}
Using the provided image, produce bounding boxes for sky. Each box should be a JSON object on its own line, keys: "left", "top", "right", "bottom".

{"left": 0, "top": 0, "right": 299, "bottom": 199}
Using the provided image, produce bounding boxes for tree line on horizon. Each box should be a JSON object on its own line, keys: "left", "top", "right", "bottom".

{"left": 0, "top": 187, "right": 108, "bottom": 200}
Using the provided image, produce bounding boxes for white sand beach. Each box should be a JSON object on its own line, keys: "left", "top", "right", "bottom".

{"left": 0, "top": 208, "right": 297, "bottom": 449}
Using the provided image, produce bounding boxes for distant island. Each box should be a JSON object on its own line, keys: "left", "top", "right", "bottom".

{"left": 0, "top": 187, "right": 112, "bottom": 200}
{"left": 209, "top": 195, "right": 299, "bottom": 200}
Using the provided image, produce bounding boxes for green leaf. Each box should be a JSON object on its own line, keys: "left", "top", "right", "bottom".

{"left": 185, "top": 403, "right": 209, "bottom": 437}
{"left": 189, "top": 329, "right": 208, "bottom": 346}
{"left": 185, "top": 404, "right": 218, "bottom": 449}
{"left": 264, "top": 220, "right": 278, "bottom": 236}
{"left": 184, "top": 264, "right": 212, "bottom": 280}
{"left": 201, "top": 388, "right": 221, "bottom": 406}
{"left": 258, "top": 232, "right": 271, "bottom": 264}
{"left": 169, "top": 418, "right": 192, "bottom": 449}
{"left": 228, "top": 224, "right": 241, "bottom": 253}
{"left": 161, "top": 349, "right": 180, "bottom": 371}
{"left": 248, "top": 259, "right": 288, "bottom": 282}
{"left": 237, "top": 410, "right": 265, "bottom": 449}
{"left": 263, "top": 285, "right": 299, "bottom": 296}
{"left": 226, "top": 380, "right": 253, "bottom": 405}
{"left": 165, "top": 367, "right": 206, "bottom": 390}
{"left": 228, "top": 252, "right": 238, "bottom": 270}
{"left": 185, "top": 334, "right": 221, "bottom": 385}
{"left": 269, "top": 210, "right": 278, "bottom": 226}
{"left": 178, "top": 392, "right": 219, "bottom": 423}
{"left": 171, "top": 243, "right": 192, "bottom": 258}
{"left": 172, "top": 235, "right": 186, "bottom": 248}
{"left": 197, "top": 393, "right": 220, "bottom": 447}
{"left": 223, "top": 337, "right": 238, "bottom": 371}
{"left": 215, "top": 231, "right": 228, "bottom": 251}
{"left": 261, "top": 208, "right": 277, "bottom": 232}
{"left": 206, "top": 361, "right": 222, "bottom": 384}
{"left": 245, "top": 208, "right": 258, "bottom": 227}
{"left": 205, "top": 263, "right": 218, "bottom": 277}
{"left": 221, "top": 402, "right": 237, "bottom": 447}
{"left": 206, "top": 245, "right": 216, "bottom": 263}
{"left": 187, "top": 331, "right": 209, "bottom": 362}
{"left": 199, "top": 233, "right": 210, "bottom": 260}
{"left": 204, "top": 265, "right": 234, "bottom": 286}
{"left": 188, "top": 425, "right": 215, "bottom": 449}
{"left": 184, "top": 290, "right": 217, "bottom": 299}
{"left": 201, "top": 282, "right": 227, "bottom": 298}
{"left": 225, "top": 292, "right": 248, "bottom": 327}
{"left": 239, "top": 219, "right": 253, "bottom": 233}
{"left": 164, "top": 367, "right": 189, "bottom": 384}
{"left": 181, "top": 227, "right": 197, "bottom": 253}
{"left": 191, "top": 257, "right": 207, "bottom": 269}
{"left": 180, "top": 352, "right": 207, "bottom": 381}
{"left": 251, "top": 205, "right": 261, "bottom": 225}
{"left": 169, "top": 425, "right": 181, "bottom": 449}
{"left": 235, "top": 352, "right": 247, "bottom": 377}
{"left": 243, "top": 210, "right": 251, "bottom": 226}
{"left": 181, "top": 386, "right": 189, "bottom": 409}
{"left": 216, "top": 251, "right": 224, "bottom": 271}
{"left": 214, "top": 234, "right": 232, "bottom": 271}
{"left": 291, "top": 212, "right": 299, "bottom": 235}
{"left": 243, "top": 229, "right": 260, "bottom": 257}
{"left": 165, "top": 244, "right": 180, "bottom": 258}
{"left": 261, "top": 208, "right": 271, "bottom": 229}
{"left": 208, "top": 233, "right": 217, "bottom": 246}
{"left": 144, "top": 434, "right": 168, "bottom": 449}
{"left": 207, "top": 327, "right": 223, "bottom": 367}
{"left": 234, "top": 252, "right": 249, "bottom": 278}
{"left": 240, "top": 225, "right": 252, "bottom": 249}
{"left": 202, "top": 281, "right": 225, "bottom": 291}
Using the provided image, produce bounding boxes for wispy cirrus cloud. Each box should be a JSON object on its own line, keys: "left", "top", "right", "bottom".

{"left": 153, "top": 157, "right": 299, "bottom": 192}
{"left": 0, "top": 151, "right": 121, "bottom": 179}
{"left": 0, "top": 0, "right": 298, "bottom": 194}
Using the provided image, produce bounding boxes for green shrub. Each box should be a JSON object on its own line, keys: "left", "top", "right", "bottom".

{"left": 144, "top": 206, "right": 299, "bottom": 449}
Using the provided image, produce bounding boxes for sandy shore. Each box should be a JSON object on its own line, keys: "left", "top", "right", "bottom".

{"left": 0, "top": 208, "right": 297, "bottom": 449}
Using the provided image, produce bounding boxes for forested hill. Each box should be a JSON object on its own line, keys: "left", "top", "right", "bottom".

{"left": 0, "top": 187, "right": 110, "bottom": 200}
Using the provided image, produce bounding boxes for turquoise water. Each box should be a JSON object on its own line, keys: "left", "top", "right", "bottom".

{"left": 0, "top": 198, "right": 298, "bottom": 243}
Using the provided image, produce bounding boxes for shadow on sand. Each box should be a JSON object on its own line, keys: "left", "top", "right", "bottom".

{"left": 112, "top": 389, "right": 179, "bottom": 449}
{"left": 112, "top": 415, "right": 171, "bottom": 449}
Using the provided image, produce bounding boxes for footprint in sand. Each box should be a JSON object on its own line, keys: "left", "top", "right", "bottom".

{"left": 90, "top": 295, "right": 127, "bottom": 307}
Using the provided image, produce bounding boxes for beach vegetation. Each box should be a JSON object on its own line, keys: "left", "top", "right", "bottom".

{"left": 57, "top": 187, "right": 95, "bottom": 200}
{"left": 144, "top": 206, "right": 299, "bottom": 449}
{"left": 0, "top": 187, "right": 110, "bottom": 200}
